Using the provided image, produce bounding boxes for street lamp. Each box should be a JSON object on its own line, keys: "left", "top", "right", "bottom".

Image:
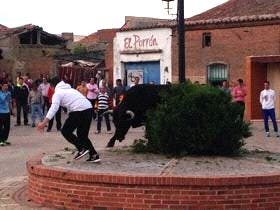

{"left": 162, "top": 0, "right": 185, "bottom": 83}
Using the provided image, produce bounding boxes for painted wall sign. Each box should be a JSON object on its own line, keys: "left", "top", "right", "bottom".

{"left": 124, "top": 35, "right": 158, "bottom": 50}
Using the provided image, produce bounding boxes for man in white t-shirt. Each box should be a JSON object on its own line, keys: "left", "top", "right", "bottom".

{"left": 260, "top": 80, "right": 279, "bottom": 137}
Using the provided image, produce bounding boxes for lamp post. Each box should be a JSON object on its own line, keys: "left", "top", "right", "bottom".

{"left": 162, "top": 0, "right": 185, "bottom": 83}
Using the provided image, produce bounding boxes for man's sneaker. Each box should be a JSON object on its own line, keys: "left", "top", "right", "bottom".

{"left": 32, "top": 123, "right": 35, "bottom": 127}
{"left": 86, "top": 154, "right": 101, "bottom": 163}
{"left": 266, "top": 132, "right": 270, "bottom": 137}
{"left": 74, "top": 149, "right": 89, "bottom": 160}
{"left": 14, "top": 123, "right": 21, "bottom": 126}
{"left": 276, "top": 132, "right": 280, "bottom": 137}
{"left": 46, "top": 129, "right": 51, "bottom": 132}
{"left": 95, "top": 130, "right": 101, "bottom": 134}
{"left": 0, "top": 142, "right": 4, "bottom": 146}
{"left": 4, "top": 141, "right": 11, "bottom": 145}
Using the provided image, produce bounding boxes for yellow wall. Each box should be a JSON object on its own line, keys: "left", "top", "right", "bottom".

{"left": 267, "top": 63, "right": 280, "bottom": 119}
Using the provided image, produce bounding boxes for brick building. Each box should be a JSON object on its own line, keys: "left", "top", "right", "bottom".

{"left": 0, "top": 24, "right": 68, "bottom": 81}
{"left": 186, "top": 0, "right": 280, "bottom": 120}
{"left": 114, "top": 0, "right": 280, "bottom": 120}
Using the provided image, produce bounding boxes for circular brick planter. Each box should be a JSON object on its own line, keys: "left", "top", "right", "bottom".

{"left": 27, "top": 155, "right": 280, "bottom": 210}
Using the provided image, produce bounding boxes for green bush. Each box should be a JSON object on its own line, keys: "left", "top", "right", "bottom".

{"left": 143, "top": 83, "right": 251, "bottom": 156}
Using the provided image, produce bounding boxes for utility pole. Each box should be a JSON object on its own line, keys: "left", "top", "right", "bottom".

{"left": 162, "top": 0, "right": 186, "bottom": 83}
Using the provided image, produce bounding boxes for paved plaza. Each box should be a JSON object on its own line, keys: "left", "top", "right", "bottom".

{"left": 1, "top": 114, "right": 280, "bottom": 209}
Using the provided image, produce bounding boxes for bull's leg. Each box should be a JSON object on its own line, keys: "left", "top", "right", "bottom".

{"left": 106, "top": 135, "right": 117, "bottom": 147}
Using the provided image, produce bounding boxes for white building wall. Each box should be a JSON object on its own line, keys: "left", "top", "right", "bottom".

{"left": 113, "top": 28, "right": 172, "bottom": 85}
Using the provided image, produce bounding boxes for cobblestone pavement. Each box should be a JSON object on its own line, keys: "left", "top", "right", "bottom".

{"left": 0, "top": 114, "right": 280, "bottom": 209}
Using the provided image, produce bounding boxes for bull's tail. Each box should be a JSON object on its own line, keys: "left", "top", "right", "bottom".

{"left": 106, "top": 135, "right": 117, "bottom": 148}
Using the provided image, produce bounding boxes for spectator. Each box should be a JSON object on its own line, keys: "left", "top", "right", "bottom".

{"left": 7, "top": 80, "right": 15, "bottom": 115}
{"left": 86, "top": 78, "right": 99, "bottom": 120}
{"left": 95, "top": 87, "right": 112, "bottom": 134}
{"left": 14, "top": 77, "right": 29, "bottom": 126}
{"left": 38, "top": 77, "right": 50, "bottom": 115}
{"left": 113, "top": 79, "right": 125, "bottom": 106}
{"left": 46, "top": 82, "right": 61, "bottom": 132}
{"left": 45, "top": 74, "right": 51, "bottom": 83}
{"left": 220, "top": 80, "right": 231, "bottom": 95}
{"left": 28, "top": 83, "right": 44, "bottom": 127}
{"left": 16, "top": 72, "right": 22, "bottom": 86}
{"left": 0, "top": 82, "right": 12, "bottom": 146}
{"left": 23, "top": 73, "right": 33, "bottom": 89}
{"left": 76, "top": 81, "right": 88, "bottom": 97}
{"left": 232, "top": 79, "right": 247, "bottom": 120}
{"left": 260, "top": 81, "right": 279, "bottom": 137}
{"left": 0, "top": 70, "right": 8, "bottom": 84}
{"left": 95, "top": 73, "right": 103, "bottom": 88}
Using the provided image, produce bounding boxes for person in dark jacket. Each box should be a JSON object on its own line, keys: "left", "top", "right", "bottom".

{"left": 14, "top": 77, "right": 29, "bottom": 126}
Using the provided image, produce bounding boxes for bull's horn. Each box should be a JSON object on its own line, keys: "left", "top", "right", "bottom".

{"left": 126, "top": 110, "right": 135, "bottom": 120}
{"left": 103, "top": 110, "right": 113, "bottom": 116}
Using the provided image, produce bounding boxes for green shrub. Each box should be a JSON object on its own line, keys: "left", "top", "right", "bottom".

{"left": 144, "top": 83, "right": 251, "bottom": 156}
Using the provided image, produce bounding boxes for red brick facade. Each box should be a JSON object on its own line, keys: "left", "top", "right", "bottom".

{"left": 185, "top": 24, "right": 280, "bottom": 84}
{"left": 28, "top": 155, "right": 280, "bottom": 210}
{"left": 182, "top": 22, "right": 280, "bottom": 120}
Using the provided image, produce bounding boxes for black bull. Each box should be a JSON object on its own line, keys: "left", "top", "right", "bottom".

{"left": 106, "top": 84, "right": 170, "bottom": 147}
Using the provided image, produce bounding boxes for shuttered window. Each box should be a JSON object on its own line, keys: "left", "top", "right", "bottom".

{"left": 207, "top": 63, "right": 228, "bottom": 86}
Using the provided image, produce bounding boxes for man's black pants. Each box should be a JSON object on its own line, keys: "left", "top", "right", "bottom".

{"left": 61, "top": 108, "right": 97, "bottom": 155}
{"left": 16, "top": 102, "right": 28, "bottom": 125}
{"left": 0, "top": 113, "right": 10, "bottom": 142}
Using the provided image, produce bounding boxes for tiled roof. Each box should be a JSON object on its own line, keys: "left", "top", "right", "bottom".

{"left": 188, "top": 0, "right": 280, "bottom": 21}
{"left": 186, "top": 13, "right": 280, "bottom": 26}
{"left": 0, "top": 24, "right": 38, "bottom": 36}
{"left": 0, "top": 24, "right": 65, "bottom": 42}
{"left": 121, "top": 0, "right": 280, "bottom": 31}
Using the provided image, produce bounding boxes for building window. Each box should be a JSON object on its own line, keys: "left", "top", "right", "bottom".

{"left": 207, "top": 63, "right": 228, "bottom": 86}
{"left": 202, "top": 32, "right": 211, "bottom": 48}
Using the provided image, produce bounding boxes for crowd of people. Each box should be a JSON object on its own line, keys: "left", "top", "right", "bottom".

{"left": 0, "top": 71, "right": 130, "bottom": 147}
{"left": 1, "top": 69, "right": 279, "bottom": 161}
{"left": 219, "top": 78, "right": 280, "bottom": 138}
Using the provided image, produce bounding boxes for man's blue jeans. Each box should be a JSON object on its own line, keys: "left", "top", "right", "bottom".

{"left": 262, "top": 108, "right": 278, "bottom": 132}
{"left": 31, "top": 103, "right": 43, "bottom": 124}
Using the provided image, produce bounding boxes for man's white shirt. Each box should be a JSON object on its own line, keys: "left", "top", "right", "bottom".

{"left": 260, "top": 89, "right": 276, "bottom": 110}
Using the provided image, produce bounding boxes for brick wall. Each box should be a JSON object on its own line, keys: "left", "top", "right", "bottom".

{"left": 28, "top": 155, "right": 280, "bottom": 210}
{"left": 0, "top": 46, "right": 66, "bottom": 82}
{"left": 185, "top": 24, "right": 280, "bottom": 84}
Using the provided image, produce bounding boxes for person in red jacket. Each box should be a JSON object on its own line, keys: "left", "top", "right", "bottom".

{"left": 46, "top": 83, "right": 61, "bottom": 132}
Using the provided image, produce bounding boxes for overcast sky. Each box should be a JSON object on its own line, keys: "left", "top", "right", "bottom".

{"left": 1, "top": 0, "right": 227, "bottom": 35}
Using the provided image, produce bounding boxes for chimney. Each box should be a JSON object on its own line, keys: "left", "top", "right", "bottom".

{"left": 61, "top": 32, "right": 74, "bottom": 42}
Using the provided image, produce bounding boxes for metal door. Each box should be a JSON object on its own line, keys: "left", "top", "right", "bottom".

{"left": 125, "top": 61, "right": 160, "bottom": 85}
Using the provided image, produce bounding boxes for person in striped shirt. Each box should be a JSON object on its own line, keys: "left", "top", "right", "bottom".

{"left": 95, "top": 87, "right": 112, "bottom": 134}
